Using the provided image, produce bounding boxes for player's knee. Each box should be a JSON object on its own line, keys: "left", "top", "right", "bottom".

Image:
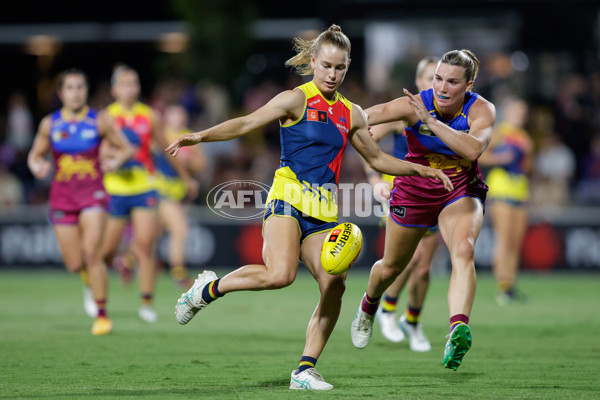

{"left": 266, "top": 270, "right": 296, "bottom": 289}
{"left": 384, "top": 268, "right": 403, "bottom": 281}
{"left": 82, "top": 249, "right": 101, "bottom": 269}
{"left": 413, "top": 266, "right": 431, "bottom": 281}
{"left": 65, "top": 262, "right": 83, "bottom": 273}
{"left": 379, "top": 260, "right": 404, "bottom": 280}
{"left": 132, "top": 240, "right": 155, "bottom": 259}
{"left": 453, "top": 239, "right": 476, "bottom": 262}
{"left": 321, "top": 276, "right": 346, "bottom": 297}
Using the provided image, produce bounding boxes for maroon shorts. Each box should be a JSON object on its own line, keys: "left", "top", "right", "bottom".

{"left": 388, "top": 184, "right": 487, "bottom": 229}
{"left": 49, "top": 206, "right": 107, "bottom": 225}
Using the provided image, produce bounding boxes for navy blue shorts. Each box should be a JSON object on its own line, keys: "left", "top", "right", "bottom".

{"left": 108, "top": 190, "right": 158, "bottom": 218}
{"left": 263, "top": 200, "right": 337, "bottom": 242}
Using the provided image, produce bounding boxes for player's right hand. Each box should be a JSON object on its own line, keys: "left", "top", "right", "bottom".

{"left": 30, "top": 159, "right": 51, "bottom": 180}
{"left": 419, "top": 166, "right": 454, "bottom": 192}
{"left": 165, "top": 133, "right": 201, "bottom": 157}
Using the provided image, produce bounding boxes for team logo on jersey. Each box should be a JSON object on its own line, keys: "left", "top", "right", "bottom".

{"left": 391, "top": 206, "right": 406, "bottom": 218}
{"left": 55, "top": 154, "right": 97, "bottom": 182}
{"left": 51, "top": 130, "right": 69, "bottom": 142}
{"left": 307, "top": 109, "right": 328, "bottom": 123}
{"left": 425, "top": 154, "right": 472, "bottom": 173}
{"left": 81, "top": 129, "right": 97, "bottom": 139}
{"left": 419, "top": 124, "right": 436, "bottom": 137}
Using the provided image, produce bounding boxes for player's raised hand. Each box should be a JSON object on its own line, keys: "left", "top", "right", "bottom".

{"left": 165, "top": 133, "right": 202, "bottom": 157}
{"left": 403, "top": 88, "right": 434, "bottom": 125}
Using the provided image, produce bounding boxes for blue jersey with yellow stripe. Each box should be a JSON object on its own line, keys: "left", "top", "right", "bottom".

{"left": 486, "top": 121, "right": 530, "bottom": 204}
{"left": 266, "top": 81, "right": 353, "bottom": 222}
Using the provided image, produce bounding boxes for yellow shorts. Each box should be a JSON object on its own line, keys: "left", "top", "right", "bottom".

{"left": 156, "top": 174, "right": 187, "bottom": 202}
{"left": 486, "top": 167, "right": 529, "bottom": 204}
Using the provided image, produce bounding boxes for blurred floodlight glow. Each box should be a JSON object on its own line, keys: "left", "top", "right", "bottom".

{"left": 158, "top": 32, "right": 188, "bottom": 53}
{"left": 25, "top": 35, "right": 61, "bottom": 56}
{"left": 511, "top": 50, "right": 529, "bottom": 72}
{"left": 297, "top": 29, "right": 319, "bottom": 40}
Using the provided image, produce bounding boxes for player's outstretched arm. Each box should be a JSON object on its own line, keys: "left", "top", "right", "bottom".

{"left": 165, "top": 90, "right": 304, "bottom": 157}
{"left": 349, "top": 104, "right": 454, "bottom": 192}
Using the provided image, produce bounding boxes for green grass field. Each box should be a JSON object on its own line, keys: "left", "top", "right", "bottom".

{"left": 1, "top": 268, "right": 599, "bottom": 399}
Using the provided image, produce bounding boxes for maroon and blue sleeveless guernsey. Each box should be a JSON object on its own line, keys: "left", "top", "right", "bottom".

{"left": 49, "top": 107, "right": 107, "bottom": 212}
{"left": 394, "top": 88, "right": 488, "bottom": 198}
{"left": 389, "top": 89, "right": 488, "bottom": 228}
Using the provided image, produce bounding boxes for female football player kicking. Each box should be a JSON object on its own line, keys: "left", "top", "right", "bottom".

{"left": 166, "top": 25, "right": 452, "bottom": 390}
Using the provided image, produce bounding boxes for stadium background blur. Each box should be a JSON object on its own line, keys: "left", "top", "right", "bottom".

{"left": 1, "top": 0, "right": 599, "bottom": 273}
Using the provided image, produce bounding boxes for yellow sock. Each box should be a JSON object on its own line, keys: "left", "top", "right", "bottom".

{"left": 406, "top": 306, "right": 421, "bottom": 325}
{"left": 80, "top": 268, "right": 90, "bottom": 286}
{"left": 170, "top": 265, "right": 188, "bottom": 281}
{"left": 497, "top": 280, "right": 513, "bottom": 292}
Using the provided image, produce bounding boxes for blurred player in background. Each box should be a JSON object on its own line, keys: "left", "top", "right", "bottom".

{"left": 364, "top": 56, "right": 439, "bottom": 351}
{"left": 351, "top": 49, "right": 496, "bottom": 372}
{"left": 101, "top": 65, "right": 197, "bottom": 323}
{"left": 27, "top": 68, "right": 133, "bottom": 335}
{"left": 479, "top": 97, "right": 533, "bottom": 305}
{"left": 153, "top": 104, "right": 205, "bottom": 289}
{"left": 166, "top": 25, "right": 452, "bottom": 390}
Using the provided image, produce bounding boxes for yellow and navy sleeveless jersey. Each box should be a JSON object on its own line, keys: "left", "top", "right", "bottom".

{"left": 153, "top": 127, "right": 190, "bottom": 201}
{"left": 103, "top": 101, "right": 155, "bottom": 195}
{"left": 265, "top": 81, "right": 353, "bottom": 222}
{"left": 395, "top": 88, "right": 488, "bottom": 198}
{"left": 486, "top": 121, "right": 530, "bottom": 203}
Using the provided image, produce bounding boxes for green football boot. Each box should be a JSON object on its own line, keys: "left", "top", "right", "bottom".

{"left": 443, "top": 323, "right": 472, "bottom": 370}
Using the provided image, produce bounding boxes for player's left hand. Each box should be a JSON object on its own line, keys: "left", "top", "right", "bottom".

{"left": 404, "top": 89, "right": 434, "bottom": 125}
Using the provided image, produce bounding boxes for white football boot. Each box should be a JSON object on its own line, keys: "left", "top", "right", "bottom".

{"left": 351, "top": 302, "right": 375, "bottom": 349}
{"left": 399, "top": 314, "right": 431, "bottom": 352}
{"left": 290, "top": 368, "right": 333, "bottom": 390}
{"left": 83, "top": 286, "right": 97, "bottom": 318}
{"left": 175, "top": 270, "right": 218, "bottom": 325}
{"left": 376, "top": 308, "right": 405, "bottom": 343}
{"left": 138, "top": 305, "right": 158, "bottom": 323}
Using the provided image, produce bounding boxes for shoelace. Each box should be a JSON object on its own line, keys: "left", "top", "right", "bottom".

{"left": 305, "top": 368, "right": 324, "bottom": 381}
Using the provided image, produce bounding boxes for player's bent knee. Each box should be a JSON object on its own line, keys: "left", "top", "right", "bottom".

{"left": 453, "top": 239, "right": 476, "bottom": 262}
{"left": 320, "top": 276, "right": 346, "bottom": 297}
{"left": 265, "top": 271, "right": 296, "bottom": 289}
{"left": 65, "top": 263, "right": 84, "bottom": 273}
{"left": 380, "top": 263, "right": 404, "bottom": 281}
